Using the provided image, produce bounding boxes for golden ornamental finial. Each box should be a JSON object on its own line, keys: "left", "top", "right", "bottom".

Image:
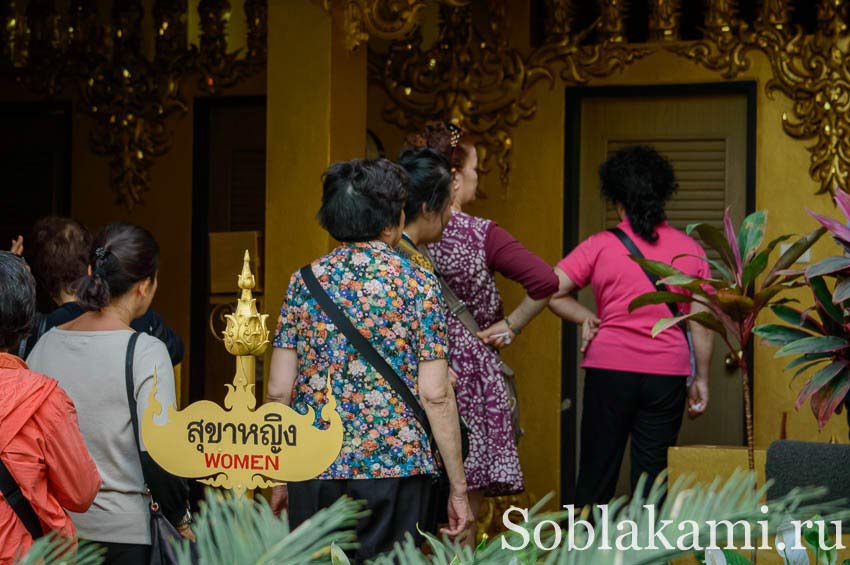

{"left": 223, "top": 250, "right": 269, "bottom": 357}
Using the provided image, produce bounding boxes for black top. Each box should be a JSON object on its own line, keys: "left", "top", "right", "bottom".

{"left": 20, "top": 302, "right": 184, "bottom": 365}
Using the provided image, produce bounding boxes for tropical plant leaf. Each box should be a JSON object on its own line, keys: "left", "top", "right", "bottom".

{"left": 833, "top": 278, "right": 850, "bottom": 304}
{"left": 742, "top": 250, "right": 769, "bottom": 288}
{"left": 789, "top": 359, "right": 831, "bottom": 386}
{"left": 650, "top": 311, "right": 726, "bottom": 338}
{"left": 808, "top": 368, "right": 850, "bottom": 429}
{"left": 714, "top": 290, "right": 754, "bottom": 321}
{"left": 785, "top": 352, "right": 833, "bottom": 370}
{"left": 673, "top": 252, "right": 734, "bottom": 282}
{"left": 810, "top": 276, "right": 844, "bottom": 325}
{"left": 808, "top": 209, "right": 850, "bottom": 245}
{"left": 796, "top": 361, "right": 847, "bottom": 408}
{"left": 687, "top": 222, "right": 739, "bottom": 276}
{"left": 632, "top": 257, "right": 689, "bottom": 279}
{"left": 834, "top": 188, "right": 850, "bottom": 224}
{"left": 658, "top": 274, "right": 699, "bottom": 286}
{"left": 753, "top": 324, "right": 815, "bottom": 346}
{"left": 776, "top": 336, "right": 849, "bottom": 357}
{"left": 629, "top": 291, "right": 696, "bottom": 312}
{"left": 806, "top": 256, "right": 850, "bottom": 278}
{"left": 724, "top": 208, "right": 744, "bottom": 277}
{"left": 762, "top": 226, "right": 827, "bottom": 288}
{"left": 738, "top": 210, "right": 767, "bottom": 262}
{"left": 770, "top": 304, "right": 824, "bottom": 333}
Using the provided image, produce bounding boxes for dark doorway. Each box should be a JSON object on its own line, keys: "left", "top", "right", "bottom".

{"left": 0, "top": 102, "right": 71, "bottom": 250}
{"left": 191, "top": 97, "right": 267, "bottom": 406}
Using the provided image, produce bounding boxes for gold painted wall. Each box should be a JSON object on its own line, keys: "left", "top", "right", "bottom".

{"left": 368, "top": 29, "right": 848, "bottom": 505}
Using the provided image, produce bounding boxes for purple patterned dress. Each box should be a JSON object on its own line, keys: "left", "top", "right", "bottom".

{"left": 428, "top": 211, "right": 524, "bottom": 495}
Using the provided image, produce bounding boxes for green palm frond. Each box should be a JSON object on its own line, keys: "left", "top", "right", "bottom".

{"left": 370, "top": 471, "right": 849, "bottom": 565}
{"left": 174, "top": 491, "right": 367, "bottom": 565}
{"left": 14, "top": 536, "right": 104, "bottom": 565}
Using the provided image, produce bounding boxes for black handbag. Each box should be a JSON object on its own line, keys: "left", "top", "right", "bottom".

{"left": 300, "top": 265, "right": 470, "bottom": 460}
{"left": 124, "top": 332, "right": 185, "bottom": 565}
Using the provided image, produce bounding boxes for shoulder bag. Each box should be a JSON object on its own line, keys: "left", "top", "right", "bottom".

{"left": 124, "top": 332, "right": 185, "bottom": 565}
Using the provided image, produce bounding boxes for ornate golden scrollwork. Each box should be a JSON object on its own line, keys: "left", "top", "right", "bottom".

{"left": 671, "top": 0, "right": 850, "bottom": 196}
{"left": 332, "top": 0, "right": 428, "bottom": 51}
{"left": 369, "top": 0, "right": 649, "bottom": 186}
{"left": 6, "top": 1, "right": 266, "bottom": 210}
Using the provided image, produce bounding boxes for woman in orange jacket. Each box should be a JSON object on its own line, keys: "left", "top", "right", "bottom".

{"left": 0, "top": 251, "right": 101, "bottom": 563}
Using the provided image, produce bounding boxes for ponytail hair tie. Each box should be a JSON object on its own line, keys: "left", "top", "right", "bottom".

{"left": 93, "top": 247, "right": 109, "bottom": 278}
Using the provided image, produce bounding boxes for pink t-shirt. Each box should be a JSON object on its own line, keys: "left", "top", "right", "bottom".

{"left": 557, "top": 220, "right": 710, "bottom": 376}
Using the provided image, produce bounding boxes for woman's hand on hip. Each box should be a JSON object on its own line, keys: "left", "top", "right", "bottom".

{"left": 580, "top": 317, "right": 601, "bottom": 353}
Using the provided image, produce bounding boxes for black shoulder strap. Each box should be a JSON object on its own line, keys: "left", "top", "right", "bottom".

{"left": 0, "top": 458, "right": 44, "bottom": 540}
{"left": 300, "top": 265, "right": 432, "bottom": 438}
{"left": 125, "top": 332, "right": 144, "bottom": 458}
{"left": 609, "top": 228, "right": 687, "bottom": 335}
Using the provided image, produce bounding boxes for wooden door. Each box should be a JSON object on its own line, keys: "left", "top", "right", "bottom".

{"left": 571, "top": 92, "right": 750, "bottom": 497}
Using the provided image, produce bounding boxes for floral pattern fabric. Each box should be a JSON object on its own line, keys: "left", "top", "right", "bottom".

{"left": 427, "top": 211, "right": 525, "bottom": 496}
{"left": 273, "top": 241, "right": 448, "bottom": 480}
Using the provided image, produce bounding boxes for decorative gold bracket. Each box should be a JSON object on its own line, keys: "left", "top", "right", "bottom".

{"left": 368, "top": 1, "right": 650, "bottom": 187}
{"left": 670, "top": 0, "right": 850, "bottom": 196}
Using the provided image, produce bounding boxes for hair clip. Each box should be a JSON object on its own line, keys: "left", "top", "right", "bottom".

{"left": 94, "top": 247, "right": 107, "bottom": 260}
{"left": 446, "top": 122, "right": 462, "bottom": 149}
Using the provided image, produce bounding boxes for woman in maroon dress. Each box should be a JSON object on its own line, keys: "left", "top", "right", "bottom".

{"left": 406, "top": 122, "right": 560, "bottom": 542}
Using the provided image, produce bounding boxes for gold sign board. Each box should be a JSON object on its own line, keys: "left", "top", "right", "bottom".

{"left": 142, "top": 252, "right": 343, "bottom": 493}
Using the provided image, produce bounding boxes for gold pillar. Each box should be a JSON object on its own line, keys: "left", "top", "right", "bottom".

{"left": 264, "top": 1, "right": 367, "bottom": 389}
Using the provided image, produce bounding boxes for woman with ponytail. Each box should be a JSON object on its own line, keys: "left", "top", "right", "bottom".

{"left": 549, "top": 145, "right": 715, "bottom": 505}
{"left": 27, "top": 223, "right": 192, "bottom": 564}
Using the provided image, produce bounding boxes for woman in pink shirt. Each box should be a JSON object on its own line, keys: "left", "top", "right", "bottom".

{"left": 550, "top": 146, "right": 714, "bottom": 506}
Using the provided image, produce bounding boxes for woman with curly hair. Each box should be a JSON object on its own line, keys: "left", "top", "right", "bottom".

{"left": 549, "top": 145, "right": 715, "bottom": 505}
{"left": 406, "top": 122, "right": 563, "bottom": 542}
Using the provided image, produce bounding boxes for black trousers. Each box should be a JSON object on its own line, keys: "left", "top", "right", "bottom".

{"left": 288, "top": 475, "right": 436, "bottom": 562}
{"left": 81, "top": 541, "right": 150, "bottom": 565}
{"left": 575, "top": 368, "right": 687, "bottom": 506}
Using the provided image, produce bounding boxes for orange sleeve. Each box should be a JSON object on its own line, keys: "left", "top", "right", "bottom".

{"left": 41, "top": 390, "right": 101, "bottom": 513}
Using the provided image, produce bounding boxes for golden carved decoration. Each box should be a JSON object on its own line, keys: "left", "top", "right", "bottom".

{"left": 600, "top": 0, "right": 627, "bottom": 43}
{"left": 369, "top": 0, "right": 649, "bottom": 185}
{"left": 142, "top": 251, "right": 344, "bottom": 494}
{"left": 3, "top": 0, "right": 266, "bottom": 210}
{"left": 648, "top": 0, "right": 680, "bottom": 42}
{"left": 324, "top": 0, "right": 472, "bottom": 52}
{"left": 670, "top": 0, "right": 850, "bottom": 196}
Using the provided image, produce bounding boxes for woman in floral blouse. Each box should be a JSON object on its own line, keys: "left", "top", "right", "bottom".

{"left": 266, "top": 159, "right": 472, "bottom": 560}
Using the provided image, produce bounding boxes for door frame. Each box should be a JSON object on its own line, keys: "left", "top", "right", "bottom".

{"left": 560, "top": 82, "right": 758, "bottom": 504}
{"left": 190, "top": 96, "right": 267, "bottom": 404}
